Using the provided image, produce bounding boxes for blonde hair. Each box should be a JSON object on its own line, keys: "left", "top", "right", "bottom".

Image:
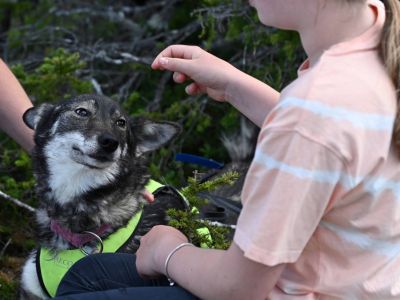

{"left": 380, "top": 0, "right": 400, "bottom": 155}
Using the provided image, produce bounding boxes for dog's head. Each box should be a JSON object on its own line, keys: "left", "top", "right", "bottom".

{"left": 24, "top": 94, "right": 180, "bottom": 167}
{"left": 23, "top": 94, "right": 180, "bottom": 204}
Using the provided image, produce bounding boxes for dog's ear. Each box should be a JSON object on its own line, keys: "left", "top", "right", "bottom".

{"left": 131, "top": 118, "right": 181, "bottom": 154}
{"left": 23, "top": 103, "right": 55, "bottom": 130}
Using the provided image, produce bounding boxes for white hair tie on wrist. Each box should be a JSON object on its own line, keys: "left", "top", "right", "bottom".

{"left": 164, "top": 242, "right": 194, "bottom": 286}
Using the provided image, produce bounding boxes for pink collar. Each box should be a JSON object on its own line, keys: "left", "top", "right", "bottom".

{"left": 50, "top": 220, "right": 111, "bottom": 248}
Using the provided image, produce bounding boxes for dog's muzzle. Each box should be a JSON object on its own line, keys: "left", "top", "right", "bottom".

{"left": 70, "top": 132, "right": 121, "bottom": 167}
{"left": 83, "top": 133, "right": 120, "bottom": 163}
{"left": 98, "top": 133, "right": 119, "bottom": 153}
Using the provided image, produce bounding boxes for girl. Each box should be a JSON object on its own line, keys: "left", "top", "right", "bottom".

{"left": 55, "top": 0, "right": 400, "bottom": 298}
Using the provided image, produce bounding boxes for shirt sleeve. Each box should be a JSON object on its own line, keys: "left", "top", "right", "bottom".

{"left": 234, "top": 127, "right": 347, "bottom": 266}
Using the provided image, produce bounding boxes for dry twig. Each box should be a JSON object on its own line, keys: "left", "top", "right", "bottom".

{"left": 0, "top": 190, "right": 35, "bottom": 213}
{"left": 0, "top": 238, "right": 12, "bottom": 258}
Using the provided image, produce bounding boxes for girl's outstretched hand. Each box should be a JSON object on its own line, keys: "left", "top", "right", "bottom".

{"left": 151, "top": 45, "right": 238, "bottom": 102}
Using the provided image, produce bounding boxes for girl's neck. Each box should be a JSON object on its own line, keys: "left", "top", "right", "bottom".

{"left": 299, "top": 1, "right": 376, "bottom": 66}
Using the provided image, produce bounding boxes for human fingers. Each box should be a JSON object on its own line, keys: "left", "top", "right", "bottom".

{"left": 173, "top": 71, "right": 188, "bottom": 83}
{"left": 142, "top": 190, "right": 154, "bottom": 203}
{"left": 152, "top": 56, "right": 197, "bottom": 78}
{"left": 185, "top": 83, "right": 225, "bottom": 101}
{"left": 136, "top": 227, "right": 163, "bottom": 277}
{"left": 151, "top": 45, "right": 201, "bottom": 69}
{"left": 185, "top": 82, "right": 204, "bottom": 95}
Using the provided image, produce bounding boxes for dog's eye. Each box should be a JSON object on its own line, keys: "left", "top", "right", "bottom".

{"left": 75, "top": 108, "right": 90, "bottom": 117}
{"left": 116, "top": 119, "right": 126, "bottom": 128}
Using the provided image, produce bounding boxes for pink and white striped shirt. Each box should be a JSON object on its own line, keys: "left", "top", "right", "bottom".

{"left": 234, "top": 0, "right": 400, "bottom": 298}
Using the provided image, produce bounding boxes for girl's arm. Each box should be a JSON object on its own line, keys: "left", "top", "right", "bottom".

{"left": 226, "top": 70, "right": 280, "bottom": 127}
{"left": 136, "top": 225, "right": 285, "bottom": 300}
{"left": 167, "top": 242, "right": 284, "bottom": 300}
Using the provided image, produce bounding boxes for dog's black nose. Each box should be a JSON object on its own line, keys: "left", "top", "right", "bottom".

{"left": 98, "top": 133, "right": 119, "bottom": 153}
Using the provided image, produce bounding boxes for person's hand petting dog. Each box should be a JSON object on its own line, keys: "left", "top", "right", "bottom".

{"left": 142, "top": 190, "right": 154, "bottom": 203}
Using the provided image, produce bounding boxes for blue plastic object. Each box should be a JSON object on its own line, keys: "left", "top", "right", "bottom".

{"left": 175, "top": 153, "right": 224, "bottom": 169}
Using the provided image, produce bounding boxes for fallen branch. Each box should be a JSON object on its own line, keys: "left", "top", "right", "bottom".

{"left": 90, "top": 78, "right": 103, "bottom": 95}
{"left": 148, "top": 71, "right": 171, "bottom": 112}
{"left": 199, "top": 220, "right": 236, "bottom": 230}
{"left": 0, "top": 238, "right": 11, "bottom": 258}
{"left": 0, "top": 190, "right": 36, "bottom": 213}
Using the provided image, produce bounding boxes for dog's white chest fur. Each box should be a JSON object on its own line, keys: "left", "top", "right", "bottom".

{"left": 44, "top": 132, "right": 123, "bottom": 204}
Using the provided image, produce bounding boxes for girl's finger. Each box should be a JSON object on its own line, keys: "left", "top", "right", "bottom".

{"left": 151, "top": 45, "right": 202, "bottom": 70}
{"left": 173, "top": 72, "right": 187, "bottom": 83}
{"left": 185, "top": 83, "right": 204, "bottom": 95}
{"left": 152, "top": 45, "right": 198, "bottom": 66}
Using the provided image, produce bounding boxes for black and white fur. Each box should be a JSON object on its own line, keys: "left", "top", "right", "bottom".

{"left": 20, "top": 94, "right": 186, "bottom": 299}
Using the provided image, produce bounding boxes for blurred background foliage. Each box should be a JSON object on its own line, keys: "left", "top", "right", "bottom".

{"left": 0, "top": 0, "right": 303, "bottom": 298}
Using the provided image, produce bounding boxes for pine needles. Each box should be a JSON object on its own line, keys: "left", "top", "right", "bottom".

{"left": 167, "top": 171, "right": 239, "bottom": 250}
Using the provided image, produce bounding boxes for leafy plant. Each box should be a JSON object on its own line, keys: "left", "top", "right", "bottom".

{"left": 11, "top": 48, "right": 93, "bottom": 103}
{"left": 168, "top": 171, "right": 239, "bottom": 250}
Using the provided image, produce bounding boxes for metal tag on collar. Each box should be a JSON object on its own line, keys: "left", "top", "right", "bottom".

{"left": 79, "top": 231, "right": 104, "bottom": 256}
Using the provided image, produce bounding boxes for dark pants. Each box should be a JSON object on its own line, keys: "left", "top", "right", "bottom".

{"left": 54, "top": 253, "right": 198, "bottom": 300}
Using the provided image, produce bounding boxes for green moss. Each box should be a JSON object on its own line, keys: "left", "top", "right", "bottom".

{"left": 0, "top": 277, "right": 17, "bottom": 300}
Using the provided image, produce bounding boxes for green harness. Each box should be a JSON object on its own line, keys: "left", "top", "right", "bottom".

{"left": 37, "top": 179, "right": 165, "bottom": 297}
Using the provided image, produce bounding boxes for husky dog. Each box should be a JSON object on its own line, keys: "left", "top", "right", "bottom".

{"left": 19, "top": 94, "right": 186, "bottom": 299}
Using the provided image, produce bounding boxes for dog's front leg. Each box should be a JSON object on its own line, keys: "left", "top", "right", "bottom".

{"left": 20, "top": 251, "right": 48, "bottom": 300}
